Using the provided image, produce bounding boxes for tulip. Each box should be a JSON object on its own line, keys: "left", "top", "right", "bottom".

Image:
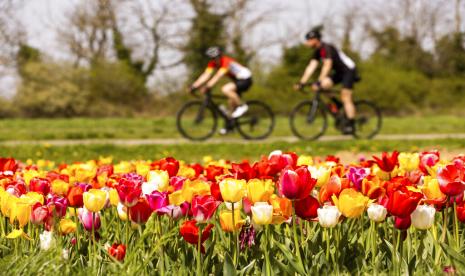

{"left": 153, "top": 157, "right": 179, "bottom": 177}
{"left": 386, "top": 186, "right": 423, "bottom": 218}
{"left": 116, "top": 180, "right": 142, "bottom": 208}
{"left": 279, "top": 166, "right": 316, "bottom": 200}
{"left": 361, "top": 176, "right": 385, "bottom": 199}
{"left": 146, "top": 191, "right": 169, "bottom": 213}
{"left": 410, "top": 205, "right": 436, "bottom": 230}
{"left": 179, "top": 219, "right": 214, "bottom": 253}
{"left": 219, "top": 178, "right": 246, "bottom": 203}
{"left": 83, "top": 189, "right": 107, "bottom": 212}
{"left": 251, "top": 202, "right": 273, "bottom": 225}
{"left": 117, "top": 203, "right": 128, "bottom": 221}
{"left": 372, "top": 151, "right": 399, "bottom": 172}
{"left": 67, "top": 186, "right": 84, "bottom": 207}
{"left": 47, "top": 196, "right": 68, "bottom": 218}
{"left": 23, "top": 192, "right": 44, "bottom": 205}
{"left": 11, "top": 198, "right": 32, "bottom": 227}
{"left": 419, "top": 151, "right": 440, "bottom": 175}
{"left": 78, "top": 208, "right": 101, "bottom": 231}
{"left": 297, "top": 155, "right": 313, "bottom": 166}
{"left": 107, "top": 188, "right": 120, "bottom": 206}
{"left": 29, "top": 178, "right": 51, "bottom": 196}
{"left": 39, "top": 230, "right": 55, "bottom": 251}
{"left": 129, "top": 198, "right": 152, "bottom": 224}
{"left": 142, "top": 170, "right": 169, "bottom": 195}
{"left": 347, "top": 167, "right": 369, "bottom": 191}
{"left": 317, "top": 205, "right": 341, "bottom": 228}
{"left": 394, "top": 216, "right": 411, "bottom": 230}
{"left": 457, "top": 202, "right": 465, "bottom": 223}
{"left": 59, "top": 218, "right": 77, "bottom": 234}
{"left": 225, "top": 200, "right": 242, "bottom": 211}
{"left": 108, "top": 243, "right": 126, "bottom": 261}
{"left": 421, "top": 176, "right": 446, "bottom": 204}
{"left": 295, "top": 195, "right": 319, "bottom": 221}
{"left": 269, "top": 194, "right": 292, "bottom": 224}
{"left": 169, "top": 179, "right": 210, "bottom": 205}
{"left": 191, "top": 195, "right": 220, "bottom": 222}
{"left": 437, "top": 162, "right": 465, "bottom": 197}
{"left": 398, "top": 152, "right": 420, "bottom": 172}
{"left": 308, "top": 165, "right": 331, "bottom": 187}
{"left": 51, "top": 179, "right": 70, "bottom": 196}
{"left": 332, "top": 188, "right": 370, "bottom": 218}
{"left": 157, "top": 203, "right": 188, "bottom": 219}
{"left": 219, "top": 209, "right": 245, "bottom": 232}
{"left": 231, "top": 162, "right": 256, "bottom": 180}
{"left": 246, "top": 179, "right": 274, "bottom": 204}
{"left": 31, "top": 203, "right": 50, "bottom": 225}
{"left": 367, "top": 203, "right": 387, "bottom": 222}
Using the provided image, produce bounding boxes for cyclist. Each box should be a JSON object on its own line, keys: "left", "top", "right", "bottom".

{"left": 295, "top": 28, "right": 360, "bottom": 134}
{"left": 189, "top": 46, "right": 252, "bottom": 121}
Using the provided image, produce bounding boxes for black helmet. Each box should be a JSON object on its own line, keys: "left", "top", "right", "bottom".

{"left": 305, "top": 29, "right": 321, "bottom": 40}
{"left": 205, "top": 46, "right": 222, "bottom": 58}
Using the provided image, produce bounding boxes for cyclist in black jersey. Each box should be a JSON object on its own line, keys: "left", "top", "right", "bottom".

{"left": 294, "top": 28, "right": 360, "bottom": 134}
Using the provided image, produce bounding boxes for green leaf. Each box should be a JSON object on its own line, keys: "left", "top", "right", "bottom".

{"left": 223, "top": 253, "right": 236, "bottom": 276}
{"left": 275, "top": 242, "right": 306, "bottom": 275}
{"left": 239, "top": 260, "right": 255, "bottom": 276}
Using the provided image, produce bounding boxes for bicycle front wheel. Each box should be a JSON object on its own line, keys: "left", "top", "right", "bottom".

{"left": 289, "top": 100, "right": 327, "bottom": 140}
{"left": 352, "top": 100, "right": 382, "bottom": 139}
{"left": 176, "top": 101, "right": 217, "bottom": 141}
{"left": 236, "top": 100, "right": 275, "bottom": 140}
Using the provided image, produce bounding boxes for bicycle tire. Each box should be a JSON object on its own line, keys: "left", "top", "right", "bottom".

{"left": 176, "top": 101, "right": 217, "bottom": 141}
{"left": 289, "top": 100, "right": 327, "bottom": 140}
{"left": 236, "top": 100, "right": 275, "bottom": 140}
{"left": 352, "top": 100, "right": 382, "bottom": 139}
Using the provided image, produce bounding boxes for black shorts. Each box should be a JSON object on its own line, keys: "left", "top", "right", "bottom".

{"left": 330, "top": 69, "right": 360, "bottom": 89}
{"left": 234, "top": 78, "right": 253, "bottom": 95}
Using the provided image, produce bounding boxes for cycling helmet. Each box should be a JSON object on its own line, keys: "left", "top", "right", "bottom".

{"left": 305, "top": 29, "right": 321, "bottom": 40}
{"left": 205, "top": 46, "right": 222, "bottom": 58}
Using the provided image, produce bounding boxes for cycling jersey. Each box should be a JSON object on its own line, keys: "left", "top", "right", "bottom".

{"left": 206, "top": 56, "right": 252, "bottom": 80}
{"left": 312, "top": 42, "right": 356, "bottom": 74}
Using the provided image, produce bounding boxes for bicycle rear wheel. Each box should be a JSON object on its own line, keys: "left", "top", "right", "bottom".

{"left": 352, "top": 100, "right": 382, "bottom": 139}
{"left": 289, "top": 100, "right": 327, "bottom": 140}
{"left": 236, "top": 100, "right": 275, "bottom": 140}
{"left": 176, "top": 101, "right": 217, "bottom": 141}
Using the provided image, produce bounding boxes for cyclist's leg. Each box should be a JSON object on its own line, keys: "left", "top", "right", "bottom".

{"left": 221, "top": 82, "right": 241, "bottom": 112}
{"left": 340, "top": 71, "right": 356, "bottom": 119}
{"left": 320, "top": 77, "right": 334, "bottom": 89}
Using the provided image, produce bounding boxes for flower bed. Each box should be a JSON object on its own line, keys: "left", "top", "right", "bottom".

{"left": 0, "top": 150, "right": 464, "bottom": 274}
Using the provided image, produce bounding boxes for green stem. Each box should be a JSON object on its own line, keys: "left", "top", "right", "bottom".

{"left": 92, "top": 212, "right": 96, "bottom": 270}
{"left": 264, "top": 225, "right": 271, "bottom": 276}
{"left": 292, "top": 201, "right": 305, "bottom": 272}
{"left": 454, "top": 201, "right": 460, "bottom": 248}
{"left": 232, "top": 202, "right": 238, "bottom": 266}
{"left": 74, "top": 208, "right": 80, "bottom": 252}
{"left": 325, "top": 228, "right": 330, "bottom": 261}
{"left": 197, "top": 224, "right": 202, "bottom": 275}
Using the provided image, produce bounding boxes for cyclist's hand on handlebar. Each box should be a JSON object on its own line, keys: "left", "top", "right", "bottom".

{"left": 188, "top": 85, "right": 197, "bottom": 94}
{"left": 293, "top": 83, "right": 305, "bottom": 91}
{"left": 311, "top": 82, "right": 321, "bottom": 92}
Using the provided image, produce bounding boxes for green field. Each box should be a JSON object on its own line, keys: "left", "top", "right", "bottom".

{"left": 0, "top": 115, "right": 464, "bottom": 141}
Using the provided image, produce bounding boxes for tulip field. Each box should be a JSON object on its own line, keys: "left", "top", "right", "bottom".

{"left": 1, "top": 150, "right": 465, "bottom": 275}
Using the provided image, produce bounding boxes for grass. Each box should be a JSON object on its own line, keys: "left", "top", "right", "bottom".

{"left": 0, "top": 115, "right": 464, "bottom": 141}
{"left": 1, "top": 138, "right": 464, "bottom": 163}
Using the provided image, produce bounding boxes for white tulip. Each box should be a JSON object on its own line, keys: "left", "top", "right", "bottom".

{"left": 142, "top": 170, "right": 169, "bottom": 195}
{"left": 367, "top": 203, "right": 387, "bottom": 222}
{"left": 39, "top": 231, "right": 55, "bottom": 251}
{"left": 317, "top": 205, "right": 341, "bottom": 228}
{"left": 411, "top": 205, "right": 436, "bottom": 230}
{"left": 251, "top": 202, "right": 273, "bottom": 225}
{"left": 268, "top": 150, "right": 283, "bottom": 159}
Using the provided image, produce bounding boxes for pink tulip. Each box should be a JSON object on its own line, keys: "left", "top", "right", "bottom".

{"left": 279, "top": 166, "right": 316, "bottom": 200}
{"left": 191, "top": 195, "right": 220, "bottom": 222}
{"left": 146, "top": 191, "right": 169, "bottom": 213}
{"left": 158, "top": 202, "right": 189, "bottom": 219}
{"left": 31, "top": 203, "right": 50, "bottom": 225}
{"left": 78, "top": 208, "right": 101, "bottom": 231}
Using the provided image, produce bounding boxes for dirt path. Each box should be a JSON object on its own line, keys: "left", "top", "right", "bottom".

{"left": 0, "top": 133, "right": 464, "bottom": 146}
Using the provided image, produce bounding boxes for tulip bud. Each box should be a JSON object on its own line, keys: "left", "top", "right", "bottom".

{"left": 411, "top": 205, "right": 435, "bottom": 230}
{"left": 251, "top": 202, "right": 273, "bottom": 225}
{"left": 367, "top": 203, "right": 387, "bottom": 222}
{"left": 317, "top": 205, "right": 341, "bottom": 228}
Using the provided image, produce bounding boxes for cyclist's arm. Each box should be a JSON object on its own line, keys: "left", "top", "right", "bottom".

{"left": 205, "top": 68, "right": 227, "bottom": 88}
{"left": 192, "top": 68, "right": 213, "bottom": 89}
{"left": 318, "top": 59, "right": 332, "bottom": 81}
{"left": 299, "top": 59, "right": 319, "bottom": 84}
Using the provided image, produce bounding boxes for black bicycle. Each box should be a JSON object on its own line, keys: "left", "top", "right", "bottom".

{"left": 176, "top": 89, "right": 275, "bottom": 141}
{"left": 290, "top": 84, "right": 382, "bottom": 140}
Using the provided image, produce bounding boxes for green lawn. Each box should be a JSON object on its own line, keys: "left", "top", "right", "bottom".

{"left": 1, "top": 138, "right": 464, "bottom": 163}
{"left": 0, "top": 115, "right": 464, "bottom": 141}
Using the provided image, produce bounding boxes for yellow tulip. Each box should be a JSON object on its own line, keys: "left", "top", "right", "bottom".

{"left": 219, "top": 178, "right": 245, "bottom": 203}
{"left": 372, "top": 165, "right": 398, "bottom": 180}
{"left": 83, "top": 189, "right": 107, "bottom": 212}
{"left": 398, "top": 152, "right": 420, "bottom": 172}
{"left": 297, "top": 155, "right": 313, "bottom": 166}
{"left": 23, "top": 170, "right": 40, "bottom": 186}
{"left": 11, "top": 198, "right": 32, "bottom": 227}
{"left": 169, "top": 179, "right": 210, "bottom": 205}
{"left": 177, "top": 166, "right": 196, "bottom": 179}
{"left": 1, "top": 192, "right": 17, "bottom": 218}
{"left": 422, "top": 176, "right": 446, "bottom": 201}
{"left": 51, "top": 179, "right": 70, "bottom": 196}
{"left": 59, "top": 218, "right": 77, "bottom": 234}
{"left": 269, "top": 194, "right": 292, "bottom": 224}
{"left": 332, "top": 188, "right": 370, "bottom": 218}
{"left": 309, "top": 165, "right": 332, "bottom": 187}
{"left": 146, "top": 170, "right": 170, "bottom": 192}
{"left": 247, "top": 179, "right": 274, "bottom": 204}
{"left": 219, "top": 210, "right": 244, "bottom": 232}
{"left": 6, "top": 228, "right": 32, "bottom": 240}
{"left": 136, "top": 162, "right": 151, "bottom": 178}
{"left": 108, "top": 188, "right": 120, "bottom": 206}
{"left": 23, "top": 192, "right": 44, "bottom": 205}
{"left": 251, "top": 202, "right": 273, "bottom": 225}
{"left": 114, "top": 161, "right": 134, "bottom": 174}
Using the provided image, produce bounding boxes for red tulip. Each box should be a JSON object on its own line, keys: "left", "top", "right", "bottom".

{"left": 146, "top": 191, "right": 169, "bottom": 213}
{"left": 170, "top": 176, "right": 187, "bottom": 191}
{"left": 117, "top": 178, "right": 142, "bottom": 207}
{"left": 457, "top": 202, "right": 465, "bottom": 223}
{"left": 129, "top": 198, "right": 152, "bottom": 224}
{"left": 437, "top": 161, "right": 465, "bottom": 197}
{"left": 189, "top": 163, "right": 204, "bottom": 178}
{"left": 46, "top": 196, "right": 68, "bottom": 218}
{"left": 295, "top": 195, "right": 320, "bottom": 220}
{"left": 31, "top": 203, "right": 50, "bottom": 225}
{"left": 279, "top": 166, "right": 316, "bottom": 200}
{"left": 191, "top": 195, "right": 220, "bottom": 222}
{"left": 269, "top": 151, "right": 298, "bottom": 171}
{"left": 67, "top": 186, "right": 84, "bottom": 207}
{"left": 152, "top": 157, "right": 179, "bottom": 177}
{"left": 108, "top": 243, "right": 126, "bottom": 261}
{"left": 5, "top": 181, "right": 27, "bottom": 197}
{"left": 210, "top": 182, "right": 223, "bottom": 201}
{"left": 386, "top": 186, "right": 422, "bottom": 218}
{"left": 394, "top": 216, "right": 411, "bottom": 230}
{"left": 0, "top": 158, "right": 18, "bottom": 178}
{"left": 179, "top": 219, "right": 214, "bottom": 253}
{"left": 419, "top": 151, "right": 440, "bottom": 174}
{"left": 372, "top": 151, "right": 399, "bottom": 172}
{"left": 30, "top": 177, "right": 51, "bottom": 196}
{"left": 231, "top": 162, "right": 256, "bottom": 180}
{"left": 205, "top": 165, "right": 225, "bottom": 182}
